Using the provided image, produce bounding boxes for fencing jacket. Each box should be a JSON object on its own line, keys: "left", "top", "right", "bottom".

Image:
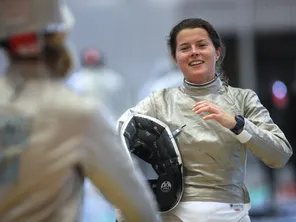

{"left": 118, "top": 76, "right": 293, "bottom": 204}
{"left": 0, "top": 61, "right": 160, "bottom": 222}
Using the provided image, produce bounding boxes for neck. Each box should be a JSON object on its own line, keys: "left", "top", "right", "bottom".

{"left": 6, "top": 60, "right": 53, "bottom": 79}
{"left": 185, "top": 74, "right": 217, "bottom": 86}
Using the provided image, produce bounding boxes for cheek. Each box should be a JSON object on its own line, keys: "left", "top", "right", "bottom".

{"left": 176, "top": 54, "right": 188, "bottom": 67}
{"left": 206, "top": 51, "right": 218, "bottom": 63}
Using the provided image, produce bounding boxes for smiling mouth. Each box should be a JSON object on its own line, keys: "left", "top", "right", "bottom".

{"left": 189, "top": 61, "right": 204, "bottom": 67}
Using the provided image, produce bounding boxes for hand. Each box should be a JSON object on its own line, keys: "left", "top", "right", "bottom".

{"left": 192, "top": 101, "right": 236, "bottom": 130}
{"left": 115, "top": 209, "right": 126, "bottom": 222}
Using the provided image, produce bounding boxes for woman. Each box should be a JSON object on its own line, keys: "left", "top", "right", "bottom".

{"left": 116, "top": 18, "right": 293, "bottom": 222}
{"left": 0, "top": 1, "right": 160, "bottom": 221}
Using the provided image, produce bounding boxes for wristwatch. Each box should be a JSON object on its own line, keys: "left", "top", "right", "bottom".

{"left": 230, "top": 115, "right": 245, "bottom": 135}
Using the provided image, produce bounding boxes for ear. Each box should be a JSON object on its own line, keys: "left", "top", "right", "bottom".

{"left": 215, "top": 47, "right": 221, "bottom": 62}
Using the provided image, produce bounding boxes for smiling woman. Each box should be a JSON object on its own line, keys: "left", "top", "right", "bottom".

{"left": 172, "top": 27, "right": 220, "bottom": 83}
{"left": 167, "top": 18, "right": 226, "bottom": 84}
{"left": 116, "top": 18, "right": 293, "bottom": 222}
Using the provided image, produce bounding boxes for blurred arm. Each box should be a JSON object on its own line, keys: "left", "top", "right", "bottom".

{"left": 82, "top": 106, "right": 160, "bottom": 222}
{"left": 115, "top": 95, "right": 157, "bottom": 221}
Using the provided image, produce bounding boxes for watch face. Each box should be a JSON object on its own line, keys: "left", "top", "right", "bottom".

{"left": 231, "top": 115, "right": 244, "bottom": 135}
{"left": 236, "top": 115, "right": 245, "bottom": 125}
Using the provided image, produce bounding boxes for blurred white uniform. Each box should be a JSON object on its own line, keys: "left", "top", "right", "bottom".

{"left": 138, "top": 60, "right": 183, "bottom": 101}
{"left": 66, "top": 49, "right": 130, "bottom": 122}
{"left": 138, "top": 70, "right": 183, "bottom": 100}
{"left": 66, "top": 66, "right": 127, "bottom": 123}
{"left": 66, "top": 50, "right": 132, "bottom": 220}
{"left": 0, "top": 1, "right": 160, "bottom": 222}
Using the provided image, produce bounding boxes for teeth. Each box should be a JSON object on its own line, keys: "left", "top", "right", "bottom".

{"left": 190, "top": 61, "right": 203, "bottom": 66}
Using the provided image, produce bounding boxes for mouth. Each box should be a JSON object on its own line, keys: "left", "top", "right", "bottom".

{"left": 189, "top": 60, "right": 204, "bottom": 67}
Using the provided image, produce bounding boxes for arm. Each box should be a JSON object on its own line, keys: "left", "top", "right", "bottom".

{"left": 82, "top": 106, "right": 160, "bottom": 222}
{"left": 116, "top": 95, "right": 156, "bottom": 134}
{"left": 115, "top": 95, "right": 157, "bottom": 221}
{"left": 192, "top": 89, "right": 293, "bottom": 169}
{"left": 243, "top": 90, "right": 293, "bottom": 168}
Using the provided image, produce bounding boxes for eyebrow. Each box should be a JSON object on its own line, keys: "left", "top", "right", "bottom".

{"left": 179, "top": 39, "right": 207, "bottom": 47}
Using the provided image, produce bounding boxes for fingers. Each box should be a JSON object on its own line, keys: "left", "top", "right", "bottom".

{"left": 193, "top": 106, "right": 215, "bottom": 114}
{"left": 192, "top": 103, "right": 208, "bottom": 113}
{"left": 192, "top": 101, "right": 217, "bottom": 114}
{"left": 192, "top": 100, "right": 207, "bottom": 108}
{"left": 203, "top": 113, "right": 219, "bottom": 121}
{"left": 192, "top": 101, "right": 234, "bottom": 129}
{"left": 192, "top": 101, "right": 214, "bottom": 111}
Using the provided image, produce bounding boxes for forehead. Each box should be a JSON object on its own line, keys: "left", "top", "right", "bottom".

{"left": 176, "top": 28, "right": 210, "bottom": 45}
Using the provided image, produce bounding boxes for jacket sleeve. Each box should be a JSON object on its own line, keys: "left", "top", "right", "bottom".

{"left": 116, "top": 94, "right": 157, "bottom": 134}
{"left": 115, "top": 94, "right": 157, "bottom": 221}
{"left": 81, "top": 105, "right": 161, "bottom": 222}
{"left": 242, "top": 89, "right": 293, "bottom": 168}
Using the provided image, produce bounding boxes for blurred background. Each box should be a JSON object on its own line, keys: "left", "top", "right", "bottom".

{"left": 1, "top": 0, "right": 296, "bottom": 221}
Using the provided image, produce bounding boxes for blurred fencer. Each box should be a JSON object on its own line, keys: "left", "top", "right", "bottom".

{"left": 65, "top": 40, "right": 133, "bottom": 222}
{"left": 0, "top": 0, "right": 160, "bottom": 221}
{"left": 66, "top": 47, "right": 130, "bottom": 123}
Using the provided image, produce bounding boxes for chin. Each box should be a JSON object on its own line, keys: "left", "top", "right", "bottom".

{"left": 190, "top": 72, "right": 205, "bottom": 78}
{"left": 185, "top": 73, "right": 208, "bottom": 84}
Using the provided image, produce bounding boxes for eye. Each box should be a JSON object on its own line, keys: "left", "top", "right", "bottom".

{"left": 180, "top": 46, "right": 190, "bottom": 51}
{"left": 198, "top": 43, "right": 207, "bottom": 48}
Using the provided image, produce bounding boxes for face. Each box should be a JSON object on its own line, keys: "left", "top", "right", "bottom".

{"left": 173, "top": 28, "right": 221, "bottom": 84}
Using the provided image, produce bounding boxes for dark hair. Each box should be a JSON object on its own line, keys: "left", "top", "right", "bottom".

{"left": 167, "top": 18, "right": 227, "bottom": 83}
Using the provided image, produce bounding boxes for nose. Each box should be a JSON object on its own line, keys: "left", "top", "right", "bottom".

{"left": 190, "top": 46, "right": 199, "bottom": 56}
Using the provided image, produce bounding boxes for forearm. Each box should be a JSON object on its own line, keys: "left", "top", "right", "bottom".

{"left": 115, "top": 208, "right": 126, "bottom": 222}
{"left": 85, "top": 137, "right": 160, "bottom": 222}
{"left": 244, "top": 118, "right": 292, "bottom": 168}
{"left": 241, "top": 90, "right": 293, "bottom": 168}
{"left": 84, "top": 112, "right": 160, "bottom": 222}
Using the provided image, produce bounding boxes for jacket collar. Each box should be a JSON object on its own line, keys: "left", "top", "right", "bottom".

{"left": 180, "top": 75, "right": 224, "bottom": 96}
